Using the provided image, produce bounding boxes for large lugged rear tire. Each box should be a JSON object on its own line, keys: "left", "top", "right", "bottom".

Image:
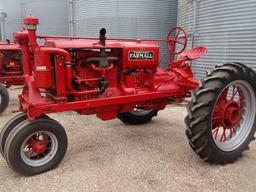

{"left": 185, "top": 62, "right": 256, "bottom": 164}
{"left": 0, "top": 83, "right": 9, "bottom": 114}
{"left": 117, "top": 109, "right": 158, "bottom": 125}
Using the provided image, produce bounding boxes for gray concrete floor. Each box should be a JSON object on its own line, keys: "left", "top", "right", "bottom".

{"left": 0, "top": 89, "right": 256, "bottom": 192}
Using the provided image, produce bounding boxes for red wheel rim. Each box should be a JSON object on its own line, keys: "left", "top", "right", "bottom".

{"left": 21, "top": 131, "right": 58, "bottom": 166}
{"left": 211, "top": 80, "right": 256, "bottom": 151}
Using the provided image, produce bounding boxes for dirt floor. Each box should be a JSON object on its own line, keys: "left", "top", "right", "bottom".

{"left": 0, "top": 89, "right": 256, "bottom": 192}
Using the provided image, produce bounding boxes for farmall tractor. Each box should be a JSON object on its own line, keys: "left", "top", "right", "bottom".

{"left": 0, "top": 41, "right": 23, "bottom": 113}
{"left": 1, "top": 16, "right": 256, "bottom": 176}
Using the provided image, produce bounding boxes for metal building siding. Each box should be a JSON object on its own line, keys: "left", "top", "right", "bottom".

{"left": 0, "top": 0, "right": 22, "bottom": 40}
{"left": 179, "top": 0, "right": 256, "bottom": 79}
{"left": 177, "top": 0, "right": 190, "bottom": 32}
{"left": 73, "top": 0, "right": 119, "bottom": 37}
{"left": 177, "top": 0, "right": 193, "bottom": 52}
{"left": 72, "top": 0, "right": 177, "bottom": 68}
{"left": 21, "top": 0, "right": 69, "bottom": 36}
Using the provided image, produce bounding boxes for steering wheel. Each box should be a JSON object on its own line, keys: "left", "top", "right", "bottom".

{"left": 167, "top": 27, "right": 188, "bottom": 55}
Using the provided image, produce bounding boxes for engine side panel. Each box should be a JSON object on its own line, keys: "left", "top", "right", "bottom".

{"left": 122, "top": 41, "right": 160, "bottom": 69}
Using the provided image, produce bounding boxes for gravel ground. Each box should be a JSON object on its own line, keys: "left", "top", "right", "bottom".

{"left": 0, "top": 89, "right": 256, "bottom": 192}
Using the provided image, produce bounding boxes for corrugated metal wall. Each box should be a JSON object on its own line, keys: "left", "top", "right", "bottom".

{"left": 0, "top": 0, "right": 22, "bottom": 40}
{"left": 0, "top": 0, "right": 69, "bottom": 40}
{"left": 177, "top": 0, "right": 190, "bottom": 33}
{"left": 178, "top": 0, "right": 256, "bottom": 79}
{"left": 21, "top": 0, "right": 69, "bottom": 36}
{"left": 176, "top": 0, "right": 193, "bottom": 54}
{"left": 72, "top": 0, "right": 177, "bottom": 68}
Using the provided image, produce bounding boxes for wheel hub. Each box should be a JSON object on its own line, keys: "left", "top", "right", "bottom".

{"left": 31, "top": 139, "right": 46, "bottom": 154}
{"left": 223, "top": 101, "right": 241, "bottom": 128}
{"left": 213, "top": 89, "right": 242, "bottom": 131}
{"left": 21, "top": 130, "right": 60, "bottom": 168}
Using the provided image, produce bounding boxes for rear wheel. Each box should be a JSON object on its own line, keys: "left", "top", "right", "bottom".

{"left": 117, "top": 108, "right": 158, "bottom": 125}
{"left": 0, "top": 83, "right": 9, "bottom": 114}
{"left": 185, "top": 62, "right": 256, "bottom": 164}
{"left": 4, "top": 118, "right": 67, "bottom": 176}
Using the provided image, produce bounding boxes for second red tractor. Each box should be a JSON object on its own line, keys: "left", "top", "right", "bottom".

{"left": 0, "top": 41, "right": 23, "bottom": 113}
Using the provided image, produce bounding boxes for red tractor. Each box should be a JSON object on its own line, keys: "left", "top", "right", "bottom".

{"left": 0, "top": 41, "right": 23, "bottom": 113}
{"left": 1, "top": 16, "right": 256, "bottom": 176}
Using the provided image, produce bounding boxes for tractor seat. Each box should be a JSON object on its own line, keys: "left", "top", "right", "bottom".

{"left": 178, "top": 46, "right": 208, "bottom": 61}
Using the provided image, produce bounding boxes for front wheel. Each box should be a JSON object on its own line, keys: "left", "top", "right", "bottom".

{"left": 0, "top": 83, "right": 9, "bottom": 114}
{"left": 185, "top": 62, "right": 256, "bottom": 164}
{"left": 117, "top": 108, "right": 158, "bottom": 125}
{"left": 4, "top": 118, "right": 68, "bottom": 176}
{"left": 0, "top": 113, "right": 28, "bottom": 156}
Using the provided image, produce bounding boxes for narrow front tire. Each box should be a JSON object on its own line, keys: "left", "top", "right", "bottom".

{"left": 0, "top": 83, "right": 9, "bottom": 114}
{"left": 4, "top": 118, "right": 68, "bottom": 176}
